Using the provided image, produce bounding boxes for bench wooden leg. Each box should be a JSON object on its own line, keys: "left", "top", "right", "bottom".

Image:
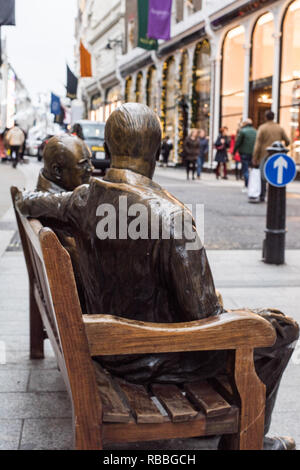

{"left": 220, "top": 348, "right": 266, "bottom": 450}
{"left": 73, "top": 415, "right": 103, "bottom": 450}
{"left": 29, "top": 285, "right": 44, "bottom": 359}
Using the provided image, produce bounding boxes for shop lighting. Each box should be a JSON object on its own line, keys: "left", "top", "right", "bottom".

{"left": 227, "top": 25, "right": 245, "bottom": 39}
{"left": 290, "top": 0, "right": 300, "bottom": 12}
{"left": 257, "top": 12, "right": 273, "bottom": 26}
{"left": 257, "top": 94, "right": 272, "bottom": 104}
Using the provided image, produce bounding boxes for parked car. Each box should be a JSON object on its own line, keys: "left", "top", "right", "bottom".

{"left": 26, "top": 135, "right": 44, "bottom": 157}
{"left": 71, "top": 120, "right": 109, "bottom": 172}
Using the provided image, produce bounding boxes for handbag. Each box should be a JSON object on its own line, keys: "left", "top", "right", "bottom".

{"left": 248, "top": 168, "right": 261, "bottom": 199}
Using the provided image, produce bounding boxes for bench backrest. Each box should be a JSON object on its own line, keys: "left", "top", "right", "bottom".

{"left": 11, "top": 188, "right": 101, "bottom": 416}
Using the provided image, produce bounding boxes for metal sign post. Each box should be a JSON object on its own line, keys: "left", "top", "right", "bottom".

{"left": 262, "top": 144, "right": 297, "bottom": 265}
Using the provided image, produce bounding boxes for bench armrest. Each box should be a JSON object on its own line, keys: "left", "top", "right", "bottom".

{"left": 83, "top": 310, "right": 276, "bottom": 356}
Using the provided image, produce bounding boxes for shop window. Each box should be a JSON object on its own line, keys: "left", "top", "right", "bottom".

{"left": 192, "top": 39, "right": 211, "bottom": 134}
{"left": 135, "top": 72, "right": 144, "bottom": 103}
{"left": 280, "top": 0, "right": 300, "bottom": 162}
{"left": 249, "top": 12, "right": 274, "bottom": 128}
{"left": 125, "top": 76, "right": 135, "bottom": 102}
{"left": 178, "top": 50, "right": 190, "bottom": 161}
{"left": 146, "top": 66, "right": 158, "bottom": 112}
{"left": 221, "top": 26, "right": 245, "bottom": 134}
{"left": 161, "top": 57, "right": 177, "bottom": 161}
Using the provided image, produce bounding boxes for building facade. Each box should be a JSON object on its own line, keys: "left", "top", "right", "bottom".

{"left": 76, "top": 0, "right": 300, "bottom": 165}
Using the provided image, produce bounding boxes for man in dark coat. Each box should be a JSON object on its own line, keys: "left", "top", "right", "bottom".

{"left": 16, "top": 103, "right": 298, "bottom": 449}
{"left": 233, "top": 118, "right": 257, "bottom": 188}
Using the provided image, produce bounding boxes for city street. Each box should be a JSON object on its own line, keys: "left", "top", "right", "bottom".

{"left": 1, "top": 0, "right": 300, "bottom": 455}
{"left": 0, "top": 158, "right": 299, "bottom": 450}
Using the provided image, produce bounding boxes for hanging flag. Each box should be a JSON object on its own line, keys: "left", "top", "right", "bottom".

{"left": 50, "top": 93, "right": 61, "bottom": 116}
{"left": 80, "top": 40, "right": 92, "bottom": 77}
{"left": 66, "top": 65, "right": 78, "bottom": 100}
{"left": 137, "top": 0, "right": 158, "bottom": 51}
{"left": 0, "top": 0, "right": 15, "bottom": 26}
{"left": 147, "top": 0, "right": 172, "bottom": 41}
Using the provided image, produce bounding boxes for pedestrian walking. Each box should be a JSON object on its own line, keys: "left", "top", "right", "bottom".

{"left": 214, "top": 127, "right": 229, "bottom": 179}
{"left": 160, "top": 135, "right": 173, "bottom": 167}
{"left": 183, "top": 129, "right": 200, "bottom": 180}
{"left": 196, "top": 129, "right": 208, "bottom": 179}
{"left": 5, "top": 123, "right": 25, "bottom": 169}
{"left": 252, "top": 110, "right": 290, "bottom": 202}
{"left": 234, "top": 118, "right": 257, "bottom": 190}
{"left": 229, "top": 133, "right": 242, "bottom": 180}
{"left": 19, "top": 128, "right": 27, "bottom": 161}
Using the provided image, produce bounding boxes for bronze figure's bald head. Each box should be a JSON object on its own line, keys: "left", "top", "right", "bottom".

{"left": 43, "top": 134, "right": 93, "bottom": 191}
{"left": 105, "top": 103, "right": 162, "bottom": 179}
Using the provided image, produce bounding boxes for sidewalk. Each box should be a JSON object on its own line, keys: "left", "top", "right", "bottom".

{"left": 0, "top": 162, "right": 299, "bottom": 449}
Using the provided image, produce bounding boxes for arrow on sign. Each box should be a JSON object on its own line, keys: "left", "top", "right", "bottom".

{"left": 274, "top": 156, "right": 288, "bottom": 185}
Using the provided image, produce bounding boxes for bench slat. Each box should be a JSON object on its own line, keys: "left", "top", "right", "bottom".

{"left": 116, "top": 380, "right": 168, "bottom": 424}
{"left": 184, "top": 381, "right": 231, "bottom": 417}
{"left": 93, "top": 363, "right": 133, "bottom": 423}
{"left": 151, "top": 384, "right": 198, "bottom": 422}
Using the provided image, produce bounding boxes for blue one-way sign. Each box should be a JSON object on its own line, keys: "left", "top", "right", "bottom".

{"left": 264, "top": 153, "right": 297, "bottom": 187}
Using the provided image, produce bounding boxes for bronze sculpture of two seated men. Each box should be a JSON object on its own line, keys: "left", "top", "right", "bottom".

{"left": 16, "top": 103, "right": 299, "bottom": 450}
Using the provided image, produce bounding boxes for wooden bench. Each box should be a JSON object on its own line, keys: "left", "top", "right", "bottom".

{"left": 11, "top": 187, "right": 276, "bottom": 450}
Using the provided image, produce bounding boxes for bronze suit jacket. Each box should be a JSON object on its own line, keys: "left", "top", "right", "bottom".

{"left": 18, "top": 168, "right": 224, "bottom": 383}
{"left": 35, "top": 170, "right": 87, "bottom": 313}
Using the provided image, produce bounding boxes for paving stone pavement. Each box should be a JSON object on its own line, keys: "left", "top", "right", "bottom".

{"left": 0, "top": 249, "right": 299, "bottom": 450}
{"left": 0, "top": 160, "right": 299, "bottom": 450}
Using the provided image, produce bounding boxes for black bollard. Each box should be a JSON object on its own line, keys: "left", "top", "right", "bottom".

{"left": 262, "top": 142, "right": 288, "bottom": 265}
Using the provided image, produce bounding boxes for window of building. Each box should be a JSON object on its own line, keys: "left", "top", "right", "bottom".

{"left": 221, "top": 26, "right": 245, "bottom": 134}
{"left": 125, "top": 76, "right": 135, "bottom": 102}
{"left": 146, "top": 66, "right": 158, "bottom": 112}
{"left": 161, "top": 56, "right": 176, "bottom": 161}
{"left": 135, "top": 72, "right": 144, "bottom": 103}
{"left": 178, "top": 50, "right": 189, "bottom": 161}
{"left": 192, "top": 39, "right": 211, "bottom": 135}
{"left": 249, "top": 12, "right": 274, "bottom": 128}
{"left": 280, "top": 0, "right": 300, "bottom": 162}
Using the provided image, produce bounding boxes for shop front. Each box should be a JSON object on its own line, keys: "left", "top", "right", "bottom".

{"left": 161, "top": 56, "right": 177, "bottom": 163}
{"left": 280, "top": 0, "right": 300, "bottom": 163}
{"left": 89, "top": 93, "right": 103, "bottom": 122}
{"left": 192, "top": 39, "right": 211, "bottom": 136}
{"left": 249, "top": 12, "right": 274, "bottom": 129}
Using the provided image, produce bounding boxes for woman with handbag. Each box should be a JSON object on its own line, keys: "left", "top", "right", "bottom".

{"left": 214, "top": 127, "right": 230, "bottom": 180}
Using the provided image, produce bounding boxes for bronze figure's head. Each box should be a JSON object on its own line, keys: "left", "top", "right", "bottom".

{"left": 43, "top": 134, "right": 93, "bottom": 191}
{"left": 105, "top": 102, "right": 162, "bottom": 179}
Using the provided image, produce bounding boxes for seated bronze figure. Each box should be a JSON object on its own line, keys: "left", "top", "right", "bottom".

{"left": 36, "top": 134, "right": 93, "bottom": 311}
{"left": 16, "top": 103, "right": 298, "bottom": 449}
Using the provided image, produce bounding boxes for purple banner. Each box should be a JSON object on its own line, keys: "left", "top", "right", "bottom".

{"left": 147, "top": 0, "right": 172, "bottom": 41}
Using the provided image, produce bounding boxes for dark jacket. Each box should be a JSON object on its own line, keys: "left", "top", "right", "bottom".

{"left": 214, "top": 135, "right": 229, "bottom": 163}
{"left": 36, "top": 170, "right": 87, "bottom": 313}
{"left": 161, "top": 139, "right": 173, "bottom": 158}
{"left": 17, "top": 168, "right": 223, "bottom": 384}
{"left": 199, "top": 137, "right": 208, "bottom": 159}
{"left": 233, "top": 125, "right": 257, "bottom": 156}
{"left": 184, "top": 136, "right": 201, "bottom": 162}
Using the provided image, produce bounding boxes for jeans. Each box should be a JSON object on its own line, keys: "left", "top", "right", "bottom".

{"left": 240, "top": 153, "right": 252, "bottom": 187}
{"left": 186, "top": 160, "right": 196, "bottom": 179}
{"left": 10, "top": 145, "right": 20, "bottom": 168}
{"left": 197, "top": 156, "right": 204, "bottom": 177}
{"left": 216, "top": 162, "right": 227, "bottom": 178}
